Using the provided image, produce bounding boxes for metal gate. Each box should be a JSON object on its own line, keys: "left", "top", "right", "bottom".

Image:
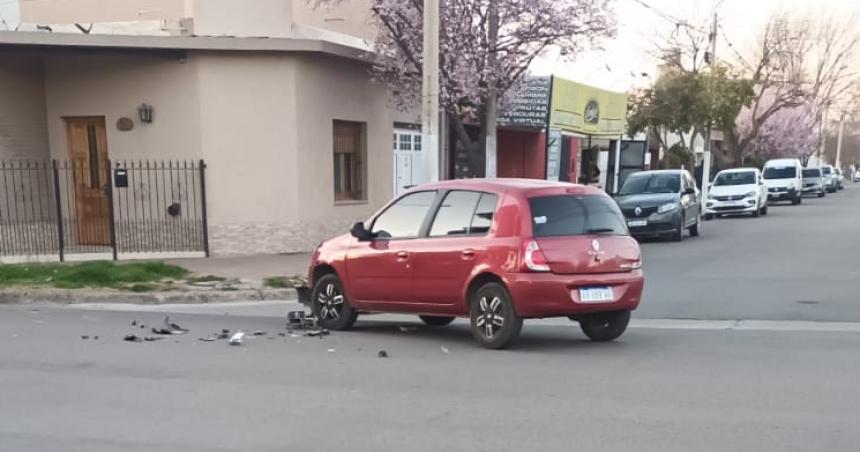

{"left": 0, "top": 159, "right": 209, "bottom": 260}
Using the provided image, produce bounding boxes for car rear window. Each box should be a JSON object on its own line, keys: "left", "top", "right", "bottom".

{"left": 529, "top": 195, "right": 627, "bottom": 237}
{"left": 803, "top": 169, "right": 821, "bottom": 177}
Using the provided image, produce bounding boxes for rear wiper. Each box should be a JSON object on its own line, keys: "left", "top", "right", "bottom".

{"left": 585, "top": 228, "right": 617, "bottom": 235}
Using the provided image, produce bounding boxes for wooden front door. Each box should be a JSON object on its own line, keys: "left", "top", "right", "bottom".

{"left": 66, "top": 117, "right": 111, "bottom": 246}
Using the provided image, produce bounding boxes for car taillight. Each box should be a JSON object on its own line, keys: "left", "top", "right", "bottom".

{"left": 522, "top": 240, "right": 550, "bottom": 272}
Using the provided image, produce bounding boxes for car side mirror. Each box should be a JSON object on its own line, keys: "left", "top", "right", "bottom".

{"left": 683, "top": 187, "right": 696, "bottom": 195}
{"left": 350, "top": 222, "right": 372, "bottom": 241}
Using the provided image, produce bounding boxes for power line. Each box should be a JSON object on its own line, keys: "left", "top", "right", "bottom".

{"left": 717, "top": 22, "right": 753, "bottom": 70}
{"left": 626, "top": 0, "right": 708, "bottom": 33}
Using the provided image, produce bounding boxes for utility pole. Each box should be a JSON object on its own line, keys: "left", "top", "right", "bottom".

{"left": 817, "top": 107, "right": 828, "bottom": 165}
{"left": 701, "top": 12, "right": 717, "bottom": 204}
{"left": 484, "top": 1, "right": 499, "bottom": 178}
{"left": 835, "top": 111, "right": 845, "bottom": 169}
{"left": 421, "top": 0, "right": 441, "bottom": 183}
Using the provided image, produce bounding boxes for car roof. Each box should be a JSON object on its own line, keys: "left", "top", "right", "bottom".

{"left": 718, "top": 167, "right": 758, "bottom": 174}
{"left": 414, "top": 178, "right": 606, "bottom": 196}
{"left": 765, "top": 158, "right": 800, "bottom": 166}
{"left": 628, "top": 169, "right": 684, "bottom": 176}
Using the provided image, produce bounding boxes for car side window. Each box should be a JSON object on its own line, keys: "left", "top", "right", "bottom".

{"left": 371, "top": 191, "right": 437, "bottom": 239}
{"left": 429, "top": 191, "right": 482, "bottom": 237}
{"left": 469, "top": 193, "right": 499, "bottom": 235}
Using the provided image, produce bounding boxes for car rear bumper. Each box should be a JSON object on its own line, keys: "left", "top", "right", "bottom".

{"left": 504, "top": 270, "right": 644, "bottom": 318}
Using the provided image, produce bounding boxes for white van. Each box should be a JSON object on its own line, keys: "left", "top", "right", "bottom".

{"left": 763, "top": 158, "right": 803, "bottom": 205}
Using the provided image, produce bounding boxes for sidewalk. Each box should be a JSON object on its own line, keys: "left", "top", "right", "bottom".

{"left": 164, "top": 253, "right": 311, "bottom": 283}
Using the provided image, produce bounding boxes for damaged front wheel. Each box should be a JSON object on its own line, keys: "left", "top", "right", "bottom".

{"left": 311, "top": 274, "right": 357, "bottom": 331}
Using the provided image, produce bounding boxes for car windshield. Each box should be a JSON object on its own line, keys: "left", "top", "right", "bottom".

{"left": 714, "top": 171, "right": 756, "bottom": 186}
{"left": 803, "top": 169, "right": 821, "bottom": 177}
{"left": 529, "top": 195, "right": 627, "bottom": 237}
{"left": 618, "top": 173, "right": 680, "bottom": 195}
{"left": 764, "top": 167, "right": 797, "bottom": 179}
{"left": 822, "top": 167, "right": 833, "bottom": 175}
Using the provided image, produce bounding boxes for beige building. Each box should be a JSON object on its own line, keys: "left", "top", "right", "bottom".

{"left": 0, "top": 0, "right": 421, "bottom": 259}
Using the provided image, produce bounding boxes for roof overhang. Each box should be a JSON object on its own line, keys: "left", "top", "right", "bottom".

{"left": 0, "top": 31, "right": 372, "bottom": 62}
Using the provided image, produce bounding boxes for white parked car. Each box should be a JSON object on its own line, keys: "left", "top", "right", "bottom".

{"left": 854, "top": 170, "right": 860, "bottom": 183}
{"left": 763, "top": 158, "right": 804, "bottom": 205}
{"left": 705, "top": 168, "right": 768, "bottom": 219}
{"left": 821, "top": 165, "right": 838, "bottom": 193}
{"left": 834, "top": 168, "right": 845, "bottom": 190}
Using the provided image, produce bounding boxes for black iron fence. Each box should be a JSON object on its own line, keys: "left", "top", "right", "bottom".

{"left": 0, "top": 159, "right": 209, "bottom": 260}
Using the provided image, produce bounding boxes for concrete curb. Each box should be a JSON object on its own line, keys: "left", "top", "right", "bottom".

{"left": 0, "top": 288, "right": 297, "bottom": 305}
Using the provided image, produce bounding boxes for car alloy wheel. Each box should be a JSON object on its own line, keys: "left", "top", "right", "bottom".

{"left": 318, "top": 283, "right": 344, "bottom": 321}
{"left": 477, "top": 296, "right": 505, "bottom": 338}
{"left": 311, "top": 274, "right": 358, "bottom": 330}
{"left": 470, "top": 282, "right": 522, "bottom": 349}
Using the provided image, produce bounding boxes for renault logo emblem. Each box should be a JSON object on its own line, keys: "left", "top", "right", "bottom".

{"left": 634, "top": 206, "right": 642, "bottom": 216}
{"left": 588, "top": 239, "right": 605, "bottom": 262}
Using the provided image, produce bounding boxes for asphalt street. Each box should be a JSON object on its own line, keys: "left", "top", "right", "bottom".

{"left": 1, "top": 183, "right": 859, "bottom": 451}
{"left": 638, "top": 183, "right": 860, "bottom": 321}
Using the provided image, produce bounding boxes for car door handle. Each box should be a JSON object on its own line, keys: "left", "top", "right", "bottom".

{"left": 461, "top": 249, "right": 475, "bottom": 259}
{"left": 396, "top": 251, "right": 409, "bottom": 260}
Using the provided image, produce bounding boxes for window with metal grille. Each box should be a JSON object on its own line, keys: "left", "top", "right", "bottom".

{"left": 333, "top": 120, "right": 367, "bottom": 201}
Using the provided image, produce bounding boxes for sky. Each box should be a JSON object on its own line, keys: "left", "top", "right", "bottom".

{"left": 2, "top": 0, "right": 857, "bottom": 95}
{"left": 531, "top": 0, "right": 860, "bottom": 93}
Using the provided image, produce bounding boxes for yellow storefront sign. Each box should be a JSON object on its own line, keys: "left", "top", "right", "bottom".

{"left": 549, "top": 77, "right": 627, "bottom": 136}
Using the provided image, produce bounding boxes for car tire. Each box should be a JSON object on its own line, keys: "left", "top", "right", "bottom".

{"left": 671, "top": 214, "right": 685, "bottom": 242}
{"left": 818, "top": 191, "right": 825, "bottom": 198}
{"left": 791, "top": 195, "right": 801, "bottom": 205}
{"left": 704, "top": 213, "right": 714, "bottom": 221}
{"left": 469, "top": 282, "right": 522, "bottom": 349}
{"left": 761, "top": 204, "right": 768, "bottom": 216}
{"left": 579, "top": 310, "right": 631, "bottom": 342}
{"left": 752, "top": 203, "right": 761, "bottom": 217}
{"left": 311, "top": 273, "right": 358, "bottom": 331}
{"left": 419, "top": 315, "right": 456, "bottom": 327}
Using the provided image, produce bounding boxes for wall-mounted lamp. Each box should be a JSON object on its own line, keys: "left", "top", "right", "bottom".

{"left": 138, "top": 103, "right": 154, "bottom": 124}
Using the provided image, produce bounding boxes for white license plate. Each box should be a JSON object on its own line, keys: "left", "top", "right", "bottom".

{"left": 578, "top": 287, "right": 614, "bottom": 303}
{"left": 627, "top": 220, "right": 647, "bottom": 228}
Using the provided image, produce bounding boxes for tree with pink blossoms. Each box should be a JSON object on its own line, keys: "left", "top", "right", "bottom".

{"left": 313, "top": 0, "right": 617, "bottom": 176}
{"left": 737, "top": 100, "right": 820, "bottom": 165}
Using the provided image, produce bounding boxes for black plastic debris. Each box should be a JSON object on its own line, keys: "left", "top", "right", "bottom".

{"left": 277, "top": 332, "right": 286, "bottom": 337}
{"left": 81, "top": 335, "right": 90, "bottom": 340}
{"left": 304, "top": 328, "right": 330, "bottom": 338}
{"left": 131, "top": 320, "right": 137, "bottom": 327}
{"left": 378, "top": 350, "right": 389, "bottom": 358}
{"left": 144, "top": 336, "right": 167, "bottom": 342}
{"left": 198, "top": 336, "right": 217, "bottom": 342}
{"left": 252, "top": 330, "right": 267, "bottom": 336}
{"left": 94, "top": 336, "right": 99, "bottom": 340}
{"left": 217, "top": 329, "right": 231, "bottom": 340}
{"left": 124, "top": 334, "right": 142, "bottom": 343}
{"left": 152, "top": 316, "right": 189, "bottom": 335}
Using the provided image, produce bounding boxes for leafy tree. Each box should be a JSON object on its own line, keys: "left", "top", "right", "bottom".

{"left": 628, "top": 66, "right": 753, "bottom": 155}
{"left": 313, "top": 0, "right": 616, "bottom": 176}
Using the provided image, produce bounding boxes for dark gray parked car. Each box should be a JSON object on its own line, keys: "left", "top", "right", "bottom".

{"left": 614, "top": 169, "right": 701, "bottom": 242}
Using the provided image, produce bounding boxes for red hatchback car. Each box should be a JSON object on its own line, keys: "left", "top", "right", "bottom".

{"left": 306, "top": 179, "right": 644, "bottom": 349}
